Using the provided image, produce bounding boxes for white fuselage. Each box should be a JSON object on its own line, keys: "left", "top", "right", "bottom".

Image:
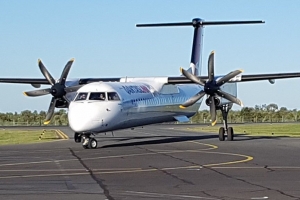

{"left": 68, "top": 81, "right": 237, "bottom": 134}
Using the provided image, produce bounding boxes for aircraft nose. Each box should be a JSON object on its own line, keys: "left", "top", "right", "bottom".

{"left": 68, "top": 102, "right": 117, "bottom": 133}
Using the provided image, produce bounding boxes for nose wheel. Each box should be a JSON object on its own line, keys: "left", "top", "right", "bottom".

{"left": 80, "top": 133, "right": 98, "bottom": 149}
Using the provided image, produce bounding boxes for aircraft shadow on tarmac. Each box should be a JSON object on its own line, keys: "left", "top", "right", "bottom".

{"left": 100, "top": 135, "right": 218, "bottom": 148}
{"left": 234, "top": 134, "right": 289, "bottom": 141}
{"left": 100, "top": 134, "right": 287, "bottom": 149}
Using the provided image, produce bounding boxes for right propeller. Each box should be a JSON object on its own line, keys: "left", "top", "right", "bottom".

{"left": 24, "top": 59, "right": 82, "bottom": 124}
{"left": 180, "top": 51, "right": 244, "bottom": 125}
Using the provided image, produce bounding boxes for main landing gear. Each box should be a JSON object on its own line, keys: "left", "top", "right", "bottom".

{"left": 218, "top": 104, "right": 234, "bottom": 141}
{"left": 74, "top": 132, "right": 98, "bottom": 149}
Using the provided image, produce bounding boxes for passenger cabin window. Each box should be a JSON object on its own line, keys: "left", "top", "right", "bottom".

{"left": 75, "top": 92, "right": 88, "bottom": 101}
{"left": 89, "top": 92, "right": 106, "bottom": 101}
{"left": 107, "top": 92, "right": 120, "bottom": 101}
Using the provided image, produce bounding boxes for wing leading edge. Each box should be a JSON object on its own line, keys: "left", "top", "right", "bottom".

{"left": 0, "top": 72, "right": 300, "bottom": 85}
{"left": 167, "top": 72, "right": 300, "bottom": 84}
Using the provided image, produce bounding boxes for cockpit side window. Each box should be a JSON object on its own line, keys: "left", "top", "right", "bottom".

{"left": 107, "top": 92, "right": 120, "bottom": 101}
{"left": 75, "top": 92, "right": 88, "bottom": 101}
{"left": 89, "top": 92, "right": 106, "bottom": 101}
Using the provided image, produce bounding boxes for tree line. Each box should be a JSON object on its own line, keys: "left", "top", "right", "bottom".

{"left": 0, "top": 103, "right": 298, "bottom": 126}
{"left": 191, "top": 103, "right": 299, "bottom": 124}
{"left": 0, "top": 109, "right": 68, "bottom": 126}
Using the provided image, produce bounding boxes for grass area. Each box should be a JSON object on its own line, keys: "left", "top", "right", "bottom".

{"left": 188, "top": 123, "right": 300, "bottom": 137}
{"left": 0, "top": 129, "right": 59, "bottom": 145}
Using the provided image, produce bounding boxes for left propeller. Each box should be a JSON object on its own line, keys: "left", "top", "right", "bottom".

{"left": 24, "top": 59, "right": 82, "bottom": 124}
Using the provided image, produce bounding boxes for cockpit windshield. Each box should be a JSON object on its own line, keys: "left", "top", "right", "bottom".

{"left": 89, "top": 92, "right": 106, "bottom": 101}
{"left": 74, "top": 92, "right": 120, "bottom": 102}
{"left": 107, "top": 92, "right": 120, "bottom": 101}
{"left": 75, "top": 92, "right": 88, "bottom": 101}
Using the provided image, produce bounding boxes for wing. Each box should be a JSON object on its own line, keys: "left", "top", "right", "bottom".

{"left": 0, "top": 78, "right": 49, "bottom": 85}
{"left": 1, "top": 72, "right": 300, "bottom": 85}
{"left": 165, "top": 72, "right": 300, "bottom": 84}
{"left": 238, "top": 72, "right": 300, "bottom": 82}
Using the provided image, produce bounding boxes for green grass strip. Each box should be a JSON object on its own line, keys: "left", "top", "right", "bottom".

{"left": 0, "top": 129, "right": 59, "bottom": 145}
{"left": 187, "top": 123, "right": 300, "bottom": 137}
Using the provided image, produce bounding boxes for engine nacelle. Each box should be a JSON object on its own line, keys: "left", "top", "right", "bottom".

{"left": 219, "top": 82, "right": 238, "bottom": 105}
{"left": 205, "top": 97, "right": 220, "bottom": 106}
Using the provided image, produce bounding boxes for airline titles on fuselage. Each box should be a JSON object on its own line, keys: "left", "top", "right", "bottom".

{"left": 122, "top": 85, "right": 150, "bottom": 95}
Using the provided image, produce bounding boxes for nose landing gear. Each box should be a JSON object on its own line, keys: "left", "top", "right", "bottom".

{"left": 82, "top": 134, "right": 98, "bottom": 149}
{"left": 74, "top": 133, "right": 98, "bottom": 149}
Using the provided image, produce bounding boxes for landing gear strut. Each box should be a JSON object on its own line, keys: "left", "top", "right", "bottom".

{"left": 74, "top": 133, "right": 98, "bottom": 149}
{"left": 219, "top": 104, "right": 234, "bottom": 141}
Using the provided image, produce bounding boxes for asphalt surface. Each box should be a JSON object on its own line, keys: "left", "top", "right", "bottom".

{"left": 0, "top": 124, "right": 300, "bottom": 200}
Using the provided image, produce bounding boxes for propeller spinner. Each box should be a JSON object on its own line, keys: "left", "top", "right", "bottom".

{"left": 24, "top": 59, "right": 81, "bottom": 124}
{"left": 180, "top": 51, "right": 244, "bottom": 126}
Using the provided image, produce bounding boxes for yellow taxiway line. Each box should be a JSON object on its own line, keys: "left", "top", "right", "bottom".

{"left": 54, "top": 129, "right": 69, "bottom": 139}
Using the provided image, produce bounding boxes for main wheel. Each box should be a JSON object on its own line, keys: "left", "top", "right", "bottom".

{"left": 227, "top": 127, "right": 234, "bottom": 141}
{"left": 88, "top": 138, "right": 98, "bottom": 149}
{"left": 219, "top": 127, "right": 225, "bottom": 141}
{"left": 74, "top": 132, "right": 81, "bottom": 143}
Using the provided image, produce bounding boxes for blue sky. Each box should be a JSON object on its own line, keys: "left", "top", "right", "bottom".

{"left": 0, "top": 1, "right": 299, "bottom": 112}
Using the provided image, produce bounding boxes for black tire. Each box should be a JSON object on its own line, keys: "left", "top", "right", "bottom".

{"left": 219, "top": 127, "right": 225, "bottom": 141}
{"left": 227, "top": 127, "right": 234, "bottom": 141}
{"left": 74, "top": 132, "right": 81, "bottom": 143}
{"left": 88, "top": 138, "right": 98, "bottom": 149}
{"left": 82, "top": 144, "right": 89, "bottom": 149}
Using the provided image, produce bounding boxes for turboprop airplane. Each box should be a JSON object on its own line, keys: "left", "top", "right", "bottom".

{"left": 1, "top": 18, "right": 300, "bottom": 149}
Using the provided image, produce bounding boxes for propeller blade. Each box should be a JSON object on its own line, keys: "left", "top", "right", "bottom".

{"left": 44, "top": 97, "right": 57, "bottom": 125}
{"left": 208, "top": 51, "right": 215, "bottom": 81}
{"left": 216, "top": 69, "right": 243, "bottom": 86}
{"left": 64, "top": 85, "right": 82, "bottom": 93}
{"left": 209, "top": 96, "right": 217, "bottom": 126}
{"left": 216, "top": 90, "right": 244, "bottom": 106}
{"left": 23, "top": 88, "right": 51, "bottom": 97}
{"left": 180, "top": 90, "right": 205, "bottom": 108}
{"left": 59, "top": 58, "right": 74, "bottom": 85}
{"left": 180, "top": 68, "right": 205, "bottom": 86}
{"left": 38, "top": 59, "right": 56, "bottom": 85}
